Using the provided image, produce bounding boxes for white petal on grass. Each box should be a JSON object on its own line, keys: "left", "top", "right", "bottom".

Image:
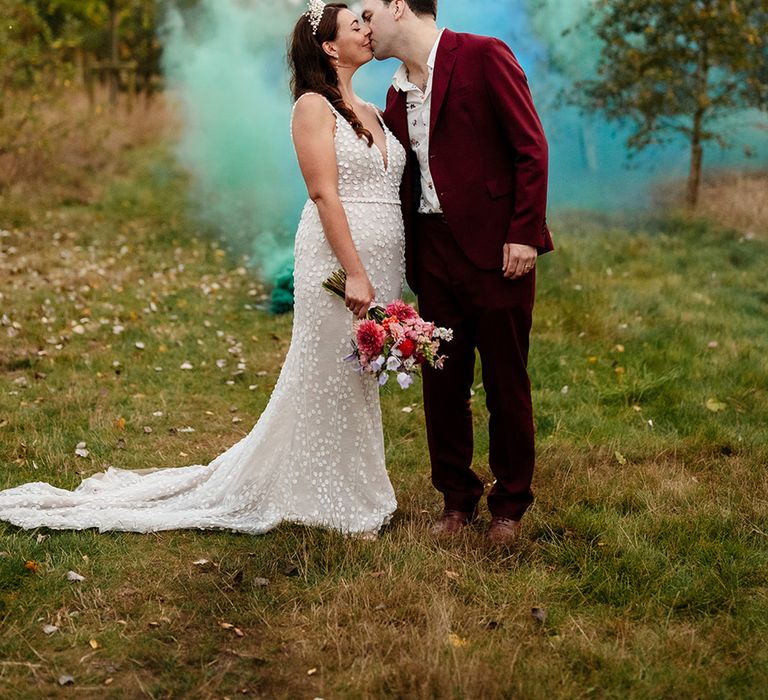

{"left": 66, "top": 570, "right": 85, "bottom": 582}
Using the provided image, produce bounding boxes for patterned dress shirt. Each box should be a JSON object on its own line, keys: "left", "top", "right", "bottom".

{"left": 391, "top": 30, "right": 445, "bottom": 214}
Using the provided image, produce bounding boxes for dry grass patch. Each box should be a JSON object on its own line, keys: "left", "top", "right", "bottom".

{"left": 696, "top": 170, "right": 768, "bottom": 238}
{"left": 0, "top": 87, "right": 175, "bottom": 206}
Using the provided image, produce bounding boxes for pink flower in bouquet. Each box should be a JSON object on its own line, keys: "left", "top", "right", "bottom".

{"left": 385, "top": 299, "right": 418, "bottom": 321}
{"left": 382, "top": 316, "right": 405, "bottom": 341}
{"left": 356, "top": 320, "right": 386, "bottom": 357}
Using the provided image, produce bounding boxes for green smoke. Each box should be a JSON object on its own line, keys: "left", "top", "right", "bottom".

{"left": 161, "top": 0, "right": 305, "bottom": 282}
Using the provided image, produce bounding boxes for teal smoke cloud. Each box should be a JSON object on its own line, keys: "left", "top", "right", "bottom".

{"left": 160, "top": 0, "right": 767, "bottom": 283}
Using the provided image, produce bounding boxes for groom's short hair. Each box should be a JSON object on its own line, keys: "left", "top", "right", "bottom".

{"left": 384, "top": 0, "right": 437, "bottom": 19}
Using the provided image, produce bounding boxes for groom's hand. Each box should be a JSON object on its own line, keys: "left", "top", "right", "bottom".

{"left": 502, "top": 243, "right": 537, "bottom": 279}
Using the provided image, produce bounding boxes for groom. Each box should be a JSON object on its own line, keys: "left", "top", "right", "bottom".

{"left": 362, "top": 0, "right": 553, "bottom": 545}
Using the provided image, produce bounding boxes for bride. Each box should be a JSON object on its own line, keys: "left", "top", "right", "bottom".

{"left": 0, "top": 2, "right": 406, "bottom": 537}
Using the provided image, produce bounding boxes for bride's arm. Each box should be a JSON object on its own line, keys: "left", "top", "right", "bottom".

{"left": 292, "top": 94, "right": 374, "bottom": 320}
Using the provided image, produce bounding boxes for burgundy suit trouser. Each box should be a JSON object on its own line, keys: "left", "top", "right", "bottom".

{"left": 415, "top": 213, "right": 535, "bottom": 521}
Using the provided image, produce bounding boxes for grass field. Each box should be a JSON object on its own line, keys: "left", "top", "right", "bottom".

{"left": 1, "top": 145, "right": 767, "bottom": 699}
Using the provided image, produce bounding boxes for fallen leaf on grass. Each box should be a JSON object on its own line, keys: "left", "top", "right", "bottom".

{"left": 531, "top": 607, "right": 547, "bottom": 624}
{"left": 445, "top": 570, "right": 460, "bottom": 580}
{"left": 219, "top": 622, "right": 245, "bottom": 637}
{"left": 447, "top": 633, "right": 468, "bottom": 648}
{"left": 252, "top": 577, "right": 269, "bottom": 587}
{"left": 307, "top": 667, "right": 318, "bottom": 676}
{"left": 89, "top": 639, "right": 100, "bottom": 650}
{"left": 42, "top": 624, "right": 59, "bottom": 635}
{"left": 66, "top": 571, "right": 85, "bottom": 582}
{"left": 74, "top": 442, "right": 89, "bottom": 458}
{"left": 614, "top": 451, "right": 627, "bottom": 466}
{"left": 706, "top": 398, "right": 727, "bottom": 413}
{"left": 114, "top": 417, "right": 126, "bottom": 431}
{"left": 24, "top": 560, "right": 40, "bottom": 573}
{"left": 58, "top": 675, "right": 75, "bottom": 686}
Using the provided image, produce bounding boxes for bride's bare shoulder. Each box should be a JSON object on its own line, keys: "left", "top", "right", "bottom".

{"left": 292, "top": 92, "right": 335, "bottom": 121}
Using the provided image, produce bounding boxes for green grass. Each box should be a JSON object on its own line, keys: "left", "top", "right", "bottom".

{"left": 1, "top": 146, "right": 767, "bottom": 699}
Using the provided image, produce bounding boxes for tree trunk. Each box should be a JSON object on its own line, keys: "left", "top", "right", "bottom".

{"left": 687, "top": 110, "right": 704, "bottom": 209}
{"left": 688, "top": 30, "right": 710, "bottom": 210}
{"left": 109, "top": 0, "right": 120, "bottom": 108}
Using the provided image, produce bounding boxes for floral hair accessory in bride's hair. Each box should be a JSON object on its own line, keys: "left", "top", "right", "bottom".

{"left": 305, "top": 0, "right": 327, "bottom": 36}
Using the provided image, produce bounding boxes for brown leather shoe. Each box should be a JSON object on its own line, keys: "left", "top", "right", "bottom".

{"left": 487, "top": 517, "right": 522, "bottom": 546}
{"left": 431, "top": 509, "right": 476, "bottom": 537}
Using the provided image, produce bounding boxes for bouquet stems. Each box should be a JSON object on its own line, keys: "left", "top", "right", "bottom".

{"left": 323, "top": 269, "right": 387, "bottom": 322}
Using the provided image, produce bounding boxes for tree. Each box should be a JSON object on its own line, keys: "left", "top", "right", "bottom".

{"left": 31, "top": 0, "right": 163, "bottom": 103}
{"left": 569, "top": 0, "right": 768, "bottom": 207}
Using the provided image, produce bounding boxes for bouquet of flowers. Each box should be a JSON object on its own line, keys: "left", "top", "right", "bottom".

{"left": 323, "top": 270, "right": 453, "bottom": 389}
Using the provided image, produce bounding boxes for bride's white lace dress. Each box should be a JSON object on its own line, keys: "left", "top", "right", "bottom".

{"left": 0, "top": 94, "right": 406, "bottom": 536}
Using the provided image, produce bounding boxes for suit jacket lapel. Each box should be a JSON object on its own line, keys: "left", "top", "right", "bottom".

{"left": 385, "top": 88, "right": 409, "bottom": 151}
{"left": 429, "top": 29, "right": 458, "bottom": 137}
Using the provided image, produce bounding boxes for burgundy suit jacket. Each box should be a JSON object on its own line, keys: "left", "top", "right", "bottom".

{"left": 383, "top": 30, "right": 554, "bottom": 292}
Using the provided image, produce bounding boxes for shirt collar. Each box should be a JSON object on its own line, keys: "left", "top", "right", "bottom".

{"left": 392, "top": 29, "right": 445, "bottom": 93}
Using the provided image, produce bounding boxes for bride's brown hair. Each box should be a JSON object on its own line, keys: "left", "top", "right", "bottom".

{"left": 289, "top": 3, "right": 373, "bottom": 147}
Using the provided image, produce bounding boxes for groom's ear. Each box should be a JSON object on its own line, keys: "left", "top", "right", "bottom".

{"left": 392, "top": 0, "right": 406, "bottom": 20}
